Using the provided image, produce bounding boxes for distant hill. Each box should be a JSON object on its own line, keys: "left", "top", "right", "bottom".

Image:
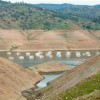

{"left": 35, "top": 3, "right": 100, "bottom": 10}
{"left": 35, "top": 3, "right": 74, "bottom": 10}
{"left": 0, "top": 0, "right": 100, "bottom": 30}
{"left": 36, "top": 4, "right": 100, "bottom": 30}
{"left": 35, "top": 3, "right": 90, "bottom": 10}
{"left": 94, "top": 4, "right": 100, "bottom": 8}
{"left": 0, "top": 1, "right": 74, "bottom": 30}
{"left": 0, "top": 0, "right": 10, "bottom": 4}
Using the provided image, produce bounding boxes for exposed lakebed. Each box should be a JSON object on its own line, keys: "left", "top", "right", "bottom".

{"left": 0, "top": 50, "right": 99, "bottom": 88}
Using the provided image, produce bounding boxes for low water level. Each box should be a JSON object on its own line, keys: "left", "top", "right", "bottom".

{"left": 37, "top": 74, "right": 62, "bottom": 88}
{"left": 0, "top": 50, "right": 99, "bottom": 88}
{"left": 36, "top": 58, "right": 85, "bottom": 89}
{"left": 0, "top": 50, "right": 99, "bottom": 67}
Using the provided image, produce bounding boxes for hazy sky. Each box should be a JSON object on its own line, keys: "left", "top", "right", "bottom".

{"left": 3, "top": 0, "right": 100, "bottom": 5}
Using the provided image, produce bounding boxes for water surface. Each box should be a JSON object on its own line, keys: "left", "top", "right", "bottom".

{"left": 0, "top": 50, "right": 99, "bottom": 88}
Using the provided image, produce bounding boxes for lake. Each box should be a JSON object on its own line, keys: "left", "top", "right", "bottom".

{"left": 0, "top": 50, "right": 99, "bottom": 88}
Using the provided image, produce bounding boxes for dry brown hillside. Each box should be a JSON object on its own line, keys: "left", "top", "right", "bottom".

{"left": 31, "top": 55, "right": 100, "bottom": 100}
{"left": 91, "top": 30, "right": 100, "bottom": 39}
{"left": 0, "top": 57, "right": 42, "bottom": 100}
{"left": 30, "top": 61, "right": 71, "bottom": 74}
{"left": 0, "top": 29, "right": 100, "bottom": 50}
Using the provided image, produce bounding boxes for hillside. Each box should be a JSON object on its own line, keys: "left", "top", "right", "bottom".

{"left": 0, "top": 0, "right": 75, "bottom": 30}
{"left": 0, "top": 57, "right": 42, "bottom": 100}
{"left": 26, "top": 55, "right": 100, "bottom": 100}
{"left": 73, "top": 90, "right": 100, "bottom": 100}
{"left": 52, "top": 73, "right": 100, "bottom": 100}
{"left": 30, "top": 30, "right": 100, "bottom": 50}
{"left": 36, "top": 4, "right": 100, "bottom": 30}
{"left": 0, "top": 29, "right": 100, "bottom": 50}
{"left": 90, "top": 30, "right": 100, "bottom": 40}
{"left": 36, "top": 3, "right": 100, "bottom": 10}
{"left": 0, "top": 0, "right": 100, "bottom": 30}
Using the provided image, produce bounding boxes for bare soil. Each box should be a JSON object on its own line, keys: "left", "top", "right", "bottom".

{"left": 30, "top": 61, "right": 72, "bottom": 74}
{"left": 0, "top": 57, "right": 43, "bottom": 100}
{"left": 0, "top": 29, "right": 100, "bottom": 50}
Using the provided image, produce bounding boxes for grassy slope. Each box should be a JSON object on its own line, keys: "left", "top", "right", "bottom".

{"left": 55, "top": 73, "right": 100, "bottom": 100}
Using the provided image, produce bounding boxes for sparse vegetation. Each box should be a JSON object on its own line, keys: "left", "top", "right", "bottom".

{"left": 53, "top": 73, "right": 100, "bottom": 100}
{"left": 0, "top": 1, "right": 100, "bottom": 100}
{"left": 0, "top": 0, "right": 100, "bottom": 30}
{"left": 36, "top": 4, "right": 100, "bottom": 30}
{"left": 9, "top": 45, "right": 19, "bottom": 50}
{"left": 0, "top": 0, "right": 70, "bottom": 30}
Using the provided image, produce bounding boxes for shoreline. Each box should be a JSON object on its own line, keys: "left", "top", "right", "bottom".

{"left": 27, "top": 55, "right": 100, "bottom": 100}
{"left": 0, "top": 48, "right": 100, "bottom": 52}
{"left": 22, "top": 70, "right": 66, "bottom": 98}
